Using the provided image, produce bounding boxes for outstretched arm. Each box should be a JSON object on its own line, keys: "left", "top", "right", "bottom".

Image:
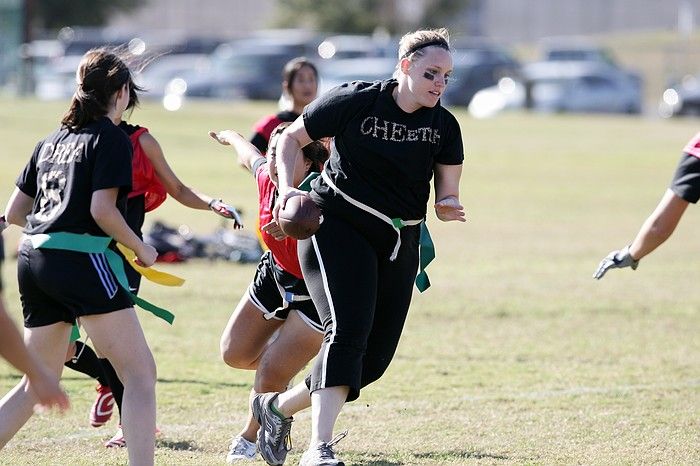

{"left": 209, "top": 130, "right": 266, "bottom": 173}
{"left": 629, "top": 189, "right": 688, "bottom": 259}
{"left": 143, "top": 132, "right": 242, "bottom": 226}
{"left": 433, "top": 163, "right": 466, "bottom": 222}
{"left": 594, "top": 189, "right": 688, "bottom": 279}
{"left": 142, "top": 132, "right": 212, "bottom": 209}
{"left": 0, "top": 299, "right": 70, "bottom": 412}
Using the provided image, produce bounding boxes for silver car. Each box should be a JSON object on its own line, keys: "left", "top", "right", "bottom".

{"left": 522, "top": 60, "right": 643, "bottom": 114}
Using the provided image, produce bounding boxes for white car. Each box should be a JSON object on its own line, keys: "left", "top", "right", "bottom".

{"left": 318, "top": 57, "right": 397, "bottom": 96}
{"left": 524, "top": 61, "right": 642, "bottom": 114}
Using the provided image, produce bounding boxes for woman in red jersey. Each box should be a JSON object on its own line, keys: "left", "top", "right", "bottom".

{"left": 210, "top": 124, "right": 328, "bottom": 464}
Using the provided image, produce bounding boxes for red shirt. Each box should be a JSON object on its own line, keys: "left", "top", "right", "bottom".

{"left": 683, "top": 132, "right": 700, "bottom": 159}
{"left": 256, "top": 163, "right": 303, "bottom": 279}
{"left": 250, "top": 111, "right": 299, "bottom": 153}
{"left": 126, "top": 126, "right": 167, "bottom": 212}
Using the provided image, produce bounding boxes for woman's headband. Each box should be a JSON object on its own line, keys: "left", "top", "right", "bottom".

{"left": 401, "top": 39, "right": 450, "bottom": 59}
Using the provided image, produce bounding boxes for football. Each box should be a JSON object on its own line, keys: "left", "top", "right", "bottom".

{"left": 278, "top": 195, "right": 322, "bottom": 240}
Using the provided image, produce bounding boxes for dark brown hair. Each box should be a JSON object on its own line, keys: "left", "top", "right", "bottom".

{"left": 61, "top": 47, "right": 143, "bottom": 131}
{"left": 282, "top": 57, "right": 318, "bottom": 94}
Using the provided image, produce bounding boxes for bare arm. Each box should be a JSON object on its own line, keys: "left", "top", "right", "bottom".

{"left": 0, "top": 300, "right": 43, "bottom": 377}
{"left": 433, "top": 163, "right": 466, "bottom": 222}
{"left": 140, "top": 132, "right": 212, "bottom": 210}
{"left": 276, "top": 117, "right": 313, "bottom": 197}
{"left": 209, "top": 130, "right": 266, "bottom": 173}
{"left": 91, "top": 188, "right": 157, "bottom": 266}
{"left": 628, "top": 189, "right": 689, "bottom": 260}
{"left": 0, "top": 299, "right": 70, "bottom": 411}
{"left": 4, "top": 188, "right": 34, "bottom": 227}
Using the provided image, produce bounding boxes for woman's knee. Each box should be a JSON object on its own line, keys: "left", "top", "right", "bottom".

{"left": 220, "top": 343, "right": 257, "bottom": 369}
{"left": 254, "top": 366, "right": 291, "bottom": 393}
{"left": 118, "top": 352, "right": 157, "bottom": 390}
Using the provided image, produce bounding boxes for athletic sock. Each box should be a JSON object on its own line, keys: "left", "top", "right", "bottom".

{"left": 64, "top": 341, "right": 109, "bottom": 386}
{"left": 100, "top": 358, "right": 124, "bottom": 422}
{"left": 270, "top": 401, "right": 290, "bottom": 420}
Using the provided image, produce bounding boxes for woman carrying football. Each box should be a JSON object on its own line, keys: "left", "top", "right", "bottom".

{"left": 251, "top": 27, "right": 466, "bottom": 466}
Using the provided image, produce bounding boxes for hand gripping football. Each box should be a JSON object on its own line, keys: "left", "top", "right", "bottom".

{"left": 278, "top": 195, "right": 322, "bottom": 240}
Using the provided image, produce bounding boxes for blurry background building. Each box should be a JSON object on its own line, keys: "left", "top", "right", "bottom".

{"left": 108, "top": 0, "right": 275, "bottom": 39}
{"left": 100, "top": 0, "right": 700, "bottom": 42}
{"left": 4, "top": 0, "right": 700, "bottom": 117}
{"left": 463, "top": 0, "right": 699, "bottom": 42}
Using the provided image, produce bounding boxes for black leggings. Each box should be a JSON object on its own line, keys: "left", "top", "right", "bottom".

{"left": 299, "top": 211, "right": 419, "bottom": 402}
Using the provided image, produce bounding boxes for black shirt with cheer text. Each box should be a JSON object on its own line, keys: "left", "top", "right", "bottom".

{"left": 16, "top": 117, "right": 132, "bottom": 236}
{"left": 304, "top": 79, "right": 464, "bottom": 220}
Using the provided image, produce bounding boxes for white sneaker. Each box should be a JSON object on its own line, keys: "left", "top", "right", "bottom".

{"left": 299, "top": 431, "right": 348, "bottom": 466}
{"left": 226, "top": 435, "right": 257, "bottom": 463}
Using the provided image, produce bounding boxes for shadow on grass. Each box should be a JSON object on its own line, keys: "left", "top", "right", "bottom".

{"left": 0, "top": 374, "right": 88, "bottom": 382}
{"left": 346, "top": 449, "right": 510, "bottom": 465}
{"left": 2, "top": 374, "right": 247, "bottom": 389}
{"left": 349, "top": 461, "right": 403, "bottom": 466}
{"left": 156, "top": 438, "right": 202, "bottom": 451}
{"left": 412, "top": 449, "right": 510, "bottom": 462}
{"left": 156, "top": 377, "right": 247, "bottom": 388}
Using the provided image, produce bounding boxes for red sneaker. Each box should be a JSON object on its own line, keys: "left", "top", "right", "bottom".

{"left": 90, "top": 384, "right": 114, "bottom": 427}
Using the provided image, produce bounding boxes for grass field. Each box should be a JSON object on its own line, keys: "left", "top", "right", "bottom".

{"left": 0, "top": 98, "right": 698, "bottom": 465}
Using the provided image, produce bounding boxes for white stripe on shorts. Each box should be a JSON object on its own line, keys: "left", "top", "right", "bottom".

{"left": 89, "top": 253, "right": 118, "bottom": 298}
{"left": 311, "top": 235, "right": 337, "bottom": 388}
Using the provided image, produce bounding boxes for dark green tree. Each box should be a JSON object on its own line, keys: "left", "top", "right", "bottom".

{"left": 274, "top": 0, "right": 469, "bottom": 35}
{"left": 31, "top": 0, "right": 145, "bottom": 29}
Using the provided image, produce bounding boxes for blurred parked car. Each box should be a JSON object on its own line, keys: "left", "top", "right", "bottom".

{"left": 134, "top": 53, "right": 210, "bottom": 99}
{"left": 165, "top": 31, "right": 321, "bottom": 106}
{"left": 441, "top": 43, "right": 520, "bottom": 107}
{"left": 317, "top": 41, "right": 520, "bottom": 109}
{"left": 317, "top": 57, "right": 397, "bottom": 95}
{"left": 18, "top": 39, "right": 64, "bottom": 95}
{"left": 658, "top": 74, "right": 700, "bottom": 117}
{"left": 316, "top": 34, "right": 388, "bottom": 60}
{"left": 468, "top": 77, "right": 526, "bottom": 118}
{"left": 523, "top": 60, "right": 642, "bottom": 114}
{"left": 541, "top": 40, "right": 618, "bottom": 65}
{"left": 469, "top": 60, "right": 643, "bottom": 117}
{"left": 33, "top": 27, "right": 138, "bottom": 100}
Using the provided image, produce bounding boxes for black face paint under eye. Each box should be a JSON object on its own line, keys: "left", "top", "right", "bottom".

{"left": 423, "top": 71, "right": 435, "bottom": 81}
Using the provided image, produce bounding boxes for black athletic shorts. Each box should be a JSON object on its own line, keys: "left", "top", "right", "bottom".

{"left": 248, "top": 251, "right": 322, "bottom": 332}
{"left": 17, "top": 238, "right": 133, "bottom": 328}
{"left": 670, "top": 153, "right": 700, "bottom": 203}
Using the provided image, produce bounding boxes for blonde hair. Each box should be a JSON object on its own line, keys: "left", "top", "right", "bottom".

{"left": 398, "top": 28, "right": 450, "bottom": 60}
{"left": 394, "top": 28, "right": 450, "bottom": 77}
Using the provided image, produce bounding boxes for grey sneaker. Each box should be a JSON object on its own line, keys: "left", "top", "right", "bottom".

{"left": 226, "top": 435, "right": 257, "bottom": 463}
{"left": 251, "top": 392, "right": 293, "bottom": 465}
{"left": 299, "top": 431, "right": 348, "bottom": 466}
